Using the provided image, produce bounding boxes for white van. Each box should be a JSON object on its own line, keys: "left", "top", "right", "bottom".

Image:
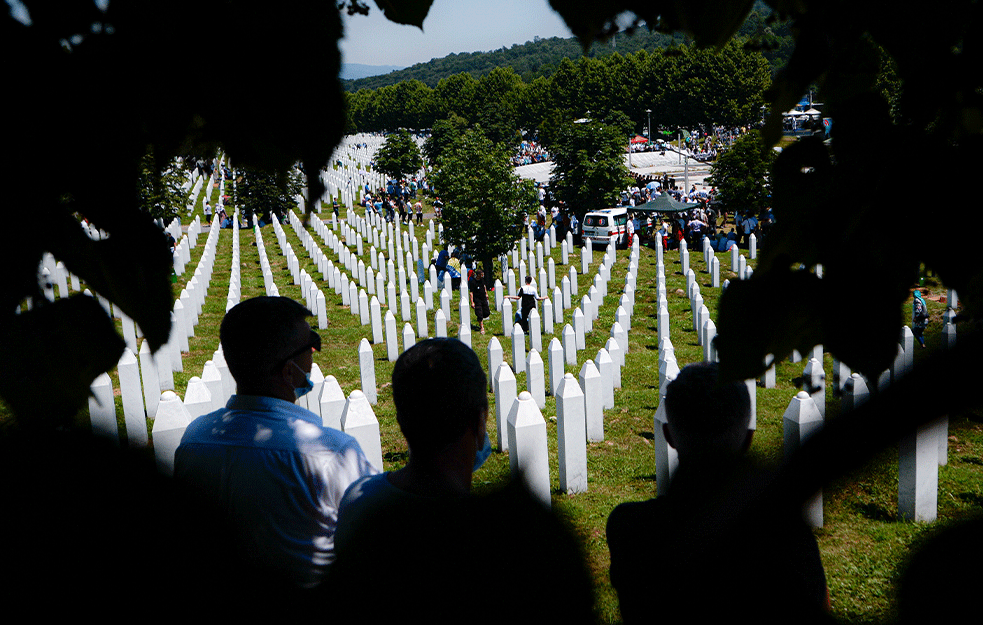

{"left": 581, "top": 207, "right": 629, "bottom": 249}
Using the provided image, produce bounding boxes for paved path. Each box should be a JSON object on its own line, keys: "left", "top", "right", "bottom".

{"left": 514, "top": 147, "right": 713, "bottom": 189}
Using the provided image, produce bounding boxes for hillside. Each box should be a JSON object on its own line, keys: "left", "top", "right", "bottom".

{"left": 343, "top": 29, "right": 687, "bottom": 91}
{"left": 342, "top": 4, "right": 791, "bottom": 92}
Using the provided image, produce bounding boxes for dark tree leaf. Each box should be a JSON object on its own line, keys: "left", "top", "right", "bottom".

{"left": 547, "top": 0, "right": 755, "bottom": 49}
{"left": 47, "top": 212, "right": 174, "bottom": 352}
{"left": 715, "top": 271, "right": 825, "bottom": 382}
{"left": 0, "top": 295, "right": 124, "bottom": 425}
{"left": 374, "top": 0, "right": 434, "bottom": 28}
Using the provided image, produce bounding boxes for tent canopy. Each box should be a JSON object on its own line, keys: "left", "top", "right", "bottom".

{"left": 632, "top": 193, "right": 694, "bottom": 214}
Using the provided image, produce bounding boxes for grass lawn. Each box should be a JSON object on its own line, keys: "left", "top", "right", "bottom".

{"left": 4, "top": 188, "right": 980, "bottom": 624}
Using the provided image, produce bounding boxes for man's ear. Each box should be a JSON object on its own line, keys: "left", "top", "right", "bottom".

{"left": 662, "top": 423, "right": 676, "bottom": 450}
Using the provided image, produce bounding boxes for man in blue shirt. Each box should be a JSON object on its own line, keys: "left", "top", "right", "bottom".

{"left": 175, "top": 296, "right": 377, "bottom": 588}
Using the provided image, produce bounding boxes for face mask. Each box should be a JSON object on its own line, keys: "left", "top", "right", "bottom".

{"left": 291, "top": 361, "right": 314, "bottom": 400}
{"left": 473, "top": 431, "right": 492, "bottom": 473}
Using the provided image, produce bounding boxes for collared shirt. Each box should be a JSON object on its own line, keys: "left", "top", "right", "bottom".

{"left": 175, "top": 395, "right": 378, "bottom": 588}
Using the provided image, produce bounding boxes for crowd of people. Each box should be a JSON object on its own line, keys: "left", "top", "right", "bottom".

{"left": 511, "top": 139, "right": 551, "bottom": 166}
{"left": 361, "top": 179, "right": 426, "bottom": 225}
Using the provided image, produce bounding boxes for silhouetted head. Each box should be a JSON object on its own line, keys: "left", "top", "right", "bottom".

{"left": 392, "top": 338, "right": 487, "bottom": 458}
{"left": 220, "top": 296, "right": 318, "bottom": 399}
{"left": 664, "top": 362, "right": 751, "bottom": 461}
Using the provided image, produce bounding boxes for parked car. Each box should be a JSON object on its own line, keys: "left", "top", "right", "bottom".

{"left": 581, "top": 207, "right": 629, "bottom": 249}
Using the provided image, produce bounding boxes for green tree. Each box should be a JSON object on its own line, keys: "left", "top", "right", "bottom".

{"left": 473, "top": 67, "right": 524, "bottom": 146}
{"left": 235, "top": 165, "right": 305, "bottom": 225}
{"left": 373, "top": 129, "right": 423, "bottom": 182}
{"left": 430, "top": 129, "right": 537, "bottom": 285}
{"left": 138, "top": 149, "right": 187, "bottom": 223}
{"left": 433, "top": 72, "right": 480, "bottom": 123}
{"left": 705, "top": 130, "right": 775, "bottom": 216}
{"left": 422, "top": 112, "right": 468, "bottom": 165}
{"left": 548, "top": 120, "right": 631, "bottom": 220}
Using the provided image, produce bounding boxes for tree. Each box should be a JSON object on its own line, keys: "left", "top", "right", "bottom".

{"left": 547, "top": 119, "right": 631, "bottom": 220}
{"left": 422, "top": 112, "right": 468, "bottom": 165}
{"left": 235, "top": 165, "right": 305, "bottom": 225}
{"left": 138, "top": 149, "right": 188, "bottom": 223}
{"left": 705, "top": 130, "right": 774, "bottom": 216}
{"left": 373, "top": 129, "right": 423, "bottom": 182}
{"left": 429, "top": 129, "right": 537, "bottom": 286}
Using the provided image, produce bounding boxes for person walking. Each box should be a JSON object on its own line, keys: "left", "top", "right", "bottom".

{"left": 469, "top": 269, "right": 491, "bottom": 334}
{"left": 912, "top": 290, "right": 929, "bottom": 347}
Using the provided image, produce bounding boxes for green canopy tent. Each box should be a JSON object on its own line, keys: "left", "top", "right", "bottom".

{"left": 632, "top": 193, "right": 694, "bottom": 214}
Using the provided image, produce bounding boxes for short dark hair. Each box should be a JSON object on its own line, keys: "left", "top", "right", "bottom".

{"left": 664, "top": 362, "right": 750, "bottom": 459}
{"left": 392, "top": 338, "right": 487, "bottom": 455}
{"left": 220, "top": 296, "right": 314, "bottom": 389}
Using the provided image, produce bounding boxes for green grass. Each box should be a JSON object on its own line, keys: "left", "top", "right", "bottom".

{"left": 4, "top": 195, "right": 980, "bottom": 624}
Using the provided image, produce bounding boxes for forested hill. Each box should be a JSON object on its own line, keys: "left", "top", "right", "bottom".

{"left": 343, "top": 6, "right": 791, "bottom": 92}
{"left": 344, "top": 30, "right": 685, "bottom": 91}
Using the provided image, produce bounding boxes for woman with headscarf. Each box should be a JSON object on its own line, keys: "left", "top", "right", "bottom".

{"left": 469, "top": 269, "right": 491, "bottom": 335}
{"left": 912, "top": 290, "right": 929, "bottom": 347}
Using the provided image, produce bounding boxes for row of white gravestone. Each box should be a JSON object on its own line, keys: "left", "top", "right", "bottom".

{"left": 765, "top": 328, "right": 950, "bottom": 526}
{"left": 172, "top": 216, "right": 204, "bottom": 276}
{"left": 657, "top": 231, "right": 953, "bottom": 525}
{"left": 498, "top": 356, "right": 628, "bottom": 507}
{"left": 146, "top": 366, "right": 384, "bottom": 477}
{"left": 104, "top": 205, "right": 622, "bottom": 487}
{"left": 275, "top": 211, "right": 461, "bottom": 344}
{"left": 291, "top": 204, "right": 629, "bottom": 370}
{"left": 485, "top": 240, "right": 640, "bottom": 501}
{"left": 90, "top": 213, "right": 392, "bottom": 474}
{"left": 87, "top": 212, "right": 225, "bottom": 453}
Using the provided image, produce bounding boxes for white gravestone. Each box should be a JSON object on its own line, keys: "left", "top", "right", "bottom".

{"left": 88, "top": 373, "right": 118, "bottom": 443}
{"left": 341, "top": 390, "right": 383, "bottom": 470}
{"left": 579, "top": 360, "right": 604, "bottom": 442}
{"left": 435, "top": 308, "right": 448, "bottom": 338}
{"left": 319, "top": 375, "right": 346, "bottom": 431}
{"left": 605, "top": 337, "right": 623, "bottom": 386}
{"left": 783, "top": 391, "right": 824, "bottom": 528}
{"left": 152, "top": 391, "right": 191, "bottom": 476}
{"left": 512, "top": 324, "right": 526, "bottom": 371}
{"left": 526, "top": 349, "right": 546, "bottom": 409}
{"left": 548, "top": 337, "right": 565, "bottom": 397}
{"left": 358, "top": 339, "right": 377, "bottom": 405}
{"left": 652, "top": 399, "right": 679, "bottom": 496}
{"left": 139, "top": 341, "right": 161, "bottom": 420}
{"left": 494, "top": 362, "right": 516, "bottom": 452}
{"left": 385, "top": 310, "right": 399, "bottom": 362}
{"left": 506, "top": 391, "right": 551, "bottom": 509}
{"left": 184, "top": 376, "right": 213, "bottom": 421}
{"left": 487, "top": 337, "right": 503, "bottom": 392}
{"left": 562, "top": 324, "right": 577, "bottom": 366}
{"left": 595, "top": 348, "right": 615, "bottom": 410}
{"left": 556, "top": 373, "right": 588, "bottom": 494}
{"left": 898, "top": 421, "right": 939, "bottom": 523}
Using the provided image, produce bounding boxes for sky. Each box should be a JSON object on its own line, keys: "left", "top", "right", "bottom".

{"left": 340, "top": 0, "right": 576, "bottom": 68}
{"left": 5, "top": 0, "right": 575, "bottom": 69}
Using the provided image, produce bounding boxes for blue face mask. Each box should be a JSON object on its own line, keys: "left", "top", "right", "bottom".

{"left": 291, "top": 362, "right": 314, "bottom": 400}
{"left": 473, "top": 431, "right": 492, "bottom": 473}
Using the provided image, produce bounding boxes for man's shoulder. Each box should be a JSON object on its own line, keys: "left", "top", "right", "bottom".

{"left": 607, "top": 497, "right": 668, "bottom": 539}
{"left": 180, "top": 397, "right": 362, "bottom": 456}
